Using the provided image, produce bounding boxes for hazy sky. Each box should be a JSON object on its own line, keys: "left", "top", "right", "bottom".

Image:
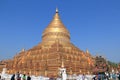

{"left": 0, "top": 0, "right": 120, "bottom": 62}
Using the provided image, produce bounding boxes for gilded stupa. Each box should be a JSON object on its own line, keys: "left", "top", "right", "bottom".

{"left": 2, "top": 8, "right": 94, "bottom": 77}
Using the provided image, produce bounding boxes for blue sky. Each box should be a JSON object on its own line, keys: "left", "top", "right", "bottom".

{"left": 0, "top": 0, "right": 120, "bottom": 62}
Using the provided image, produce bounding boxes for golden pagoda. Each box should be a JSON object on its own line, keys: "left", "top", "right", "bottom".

{"left": 2, "top": 8, "right": 94, "bottom": 77}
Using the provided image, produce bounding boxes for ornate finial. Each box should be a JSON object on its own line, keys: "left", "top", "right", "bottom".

{"left": 61, "top": 61, "right": 64, "bottom": 68}
{"left": 21, "top": 48, "right": 25, "bottom": 52}
{"left": 61, "top": 58, "right": 64, "bottom": 68}
{"left": 56, "top": 7, "right": 58, "bottom": 13}
{"left": 86, "top": 49, "right": 89, "bottom": 53}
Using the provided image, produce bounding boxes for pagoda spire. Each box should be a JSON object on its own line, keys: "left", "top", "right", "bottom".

{"left": 42, "top": 8, "right": 70, "bottom": 43}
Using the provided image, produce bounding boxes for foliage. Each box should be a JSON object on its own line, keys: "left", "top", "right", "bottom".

{"left": 107, "top": 61, "right": 118, "bottom": 68}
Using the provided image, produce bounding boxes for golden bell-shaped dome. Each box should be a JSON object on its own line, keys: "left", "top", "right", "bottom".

{"left": 42, "top": 8, "right": 70, "bottom": 43}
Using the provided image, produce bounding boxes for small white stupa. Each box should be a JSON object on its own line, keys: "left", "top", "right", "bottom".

{"left": 59, "top": 59, "right": 67, "bottom": 80}
{"left": 1, "top": 68, "right": 7, "bottom": 79}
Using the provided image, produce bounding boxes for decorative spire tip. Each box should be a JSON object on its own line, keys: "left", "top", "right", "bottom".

{"left": 56, "top": 7, "right": 58, "bottom": 13}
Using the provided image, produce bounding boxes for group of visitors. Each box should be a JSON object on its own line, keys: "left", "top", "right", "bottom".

{"left": 92, "top": 72, "right": 120, "bottom": 80}
{"left": 11, "top": 72, "right": 31, "bottom": 80}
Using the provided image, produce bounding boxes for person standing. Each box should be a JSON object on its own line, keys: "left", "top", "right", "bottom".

{"left": 27, "top": 73, "right": 31, "bottom": 80}
{"left": 92, "top": 75, "right": 98, "bottom": 80}
{"left": 118, "top": 72, "right": 120, "bottom": 80}
{"left": 16, "top": 72, "right": 19, "bottom": 79}
{"left": 0, "top": 75, "right": 1, "bottom": 80}
{"left": 22, "top": 74, "right": 26, "bottom": 80}
{"left": 16, "top": 72, "right": 21, "bottom": 80}
{"left": 82, "top": 74, "right": 85, "bottom": 80}
{"left": 11, "top": 74, "right": 15, "bottom": 80}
